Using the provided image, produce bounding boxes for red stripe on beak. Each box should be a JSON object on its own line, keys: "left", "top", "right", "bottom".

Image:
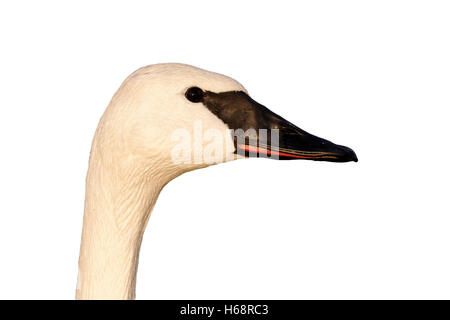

{"left": 238, "top": 144, "right": 320, "bottom": 159}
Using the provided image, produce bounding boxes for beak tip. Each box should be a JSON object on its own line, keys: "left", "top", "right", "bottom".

{"left": 350, "top": 150, "right": 358, "bottom": 163}
{"left": 339, "top": 145, "right": 358, "bottom": 163}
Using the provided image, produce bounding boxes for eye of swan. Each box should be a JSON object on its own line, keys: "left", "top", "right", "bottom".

{"left": 185, "top": 87, "right": 204, "bottom": 103}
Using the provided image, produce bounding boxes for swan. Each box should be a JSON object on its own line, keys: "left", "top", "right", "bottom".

{"left": 76, "top": 63, "right": 357, "bottom": 300}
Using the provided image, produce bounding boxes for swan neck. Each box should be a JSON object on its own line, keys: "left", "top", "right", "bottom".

{"left": 76, "top": 154, "right": 163, "bottom": 300}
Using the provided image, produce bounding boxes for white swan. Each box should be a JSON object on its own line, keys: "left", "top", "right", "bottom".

{"left": 76, "top": 63, "right": 357, "bottom": 300}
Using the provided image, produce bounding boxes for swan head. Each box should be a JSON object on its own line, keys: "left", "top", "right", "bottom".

{"left": 79, "top": 63, "right": 358, "bottom": 300}
{"left": 96, "top": 63, "right": 357, "bottom": 179}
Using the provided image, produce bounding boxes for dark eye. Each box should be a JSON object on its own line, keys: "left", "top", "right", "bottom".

{"left": 185, "top": 87, "right": 204, "bottom": 103}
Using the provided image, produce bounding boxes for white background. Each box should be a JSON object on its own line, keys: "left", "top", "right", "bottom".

{"left": 0, "top": 1, "right": 449, "bottom": 299}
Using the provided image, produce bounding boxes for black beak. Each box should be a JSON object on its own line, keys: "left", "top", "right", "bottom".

{"left": 200, "top": 90, "right": 358, "bottom": 163}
